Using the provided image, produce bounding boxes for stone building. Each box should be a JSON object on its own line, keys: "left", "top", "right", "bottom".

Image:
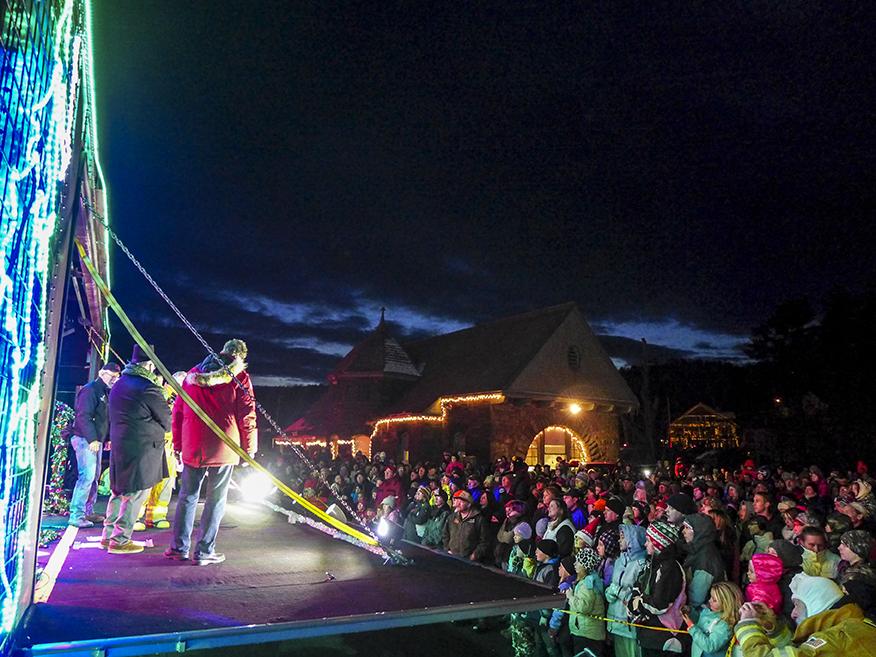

{"left": 276, "top": 303, "right": 638, "bottom": 465}
{"left": 668, "top": 402, "right": 740, "bottom": 450}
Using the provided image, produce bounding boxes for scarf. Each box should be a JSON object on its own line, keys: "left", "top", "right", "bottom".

{"left": 122, "top": 362, "right": 162, "bottom": 388}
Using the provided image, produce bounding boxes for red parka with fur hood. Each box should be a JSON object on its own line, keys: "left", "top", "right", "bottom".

{"left": 172, "top": 354, "right": 257, "bottom": 467}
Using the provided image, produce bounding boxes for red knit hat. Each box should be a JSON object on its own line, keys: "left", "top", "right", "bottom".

{"left": 646, "top": 521, "right": 680, "bottom": 553}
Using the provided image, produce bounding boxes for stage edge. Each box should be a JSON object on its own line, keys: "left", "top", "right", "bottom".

{"left": 20, "top": 594, "right": 559, "bottom": 657}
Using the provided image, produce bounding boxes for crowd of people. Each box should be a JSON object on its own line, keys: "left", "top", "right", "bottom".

{"left": 264, "top": 449, "right": 876, "bottom": 656}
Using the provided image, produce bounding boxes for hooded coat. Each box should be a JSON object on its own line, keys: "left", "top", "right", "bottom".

{"left": 108, "top": 365, "right": 172, "bottom": 494}
{"left": 746, "top": 553, "right": 784, "bottom": 615}
{"left": 172, "top": 355, "right": 257, "bottom": 467}
{"left": 683, "top": 513, "right": 727, "bottom": 611}
{"left": 606, "top": 524, "right": 647, "bottom": 639}
{"left": 630, "top": 545, "right": 686, "bottom": 650}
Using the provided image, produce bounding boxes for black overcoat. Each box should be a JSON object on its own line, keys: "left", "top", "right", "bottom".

{"left": 108, "top": 371, "right": 172, "bottom": 494}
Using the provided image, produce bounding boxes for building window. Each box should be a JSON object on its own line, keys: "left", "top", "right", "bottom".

{"left": 567, "top": 345, "right": 581, "bottom": 371}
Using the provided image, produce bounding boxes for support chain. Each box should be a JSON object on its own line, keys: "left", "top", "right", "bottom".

{"left": 80, "top": 198, "right": 385, "bottom": 549}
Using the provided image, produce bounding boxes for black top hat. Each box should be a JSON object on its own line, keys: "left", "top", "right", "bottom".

{"left": 130, "top": 344, "right": 154, "bottom": 364}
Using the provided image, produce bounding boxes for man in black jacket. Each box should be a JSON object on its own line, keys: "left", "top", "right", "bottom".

{"left": 68, "top": 362, "right": 121, "bottom": 528}
{"left": 102, "top": 345, "right": 171, "bottom": 554}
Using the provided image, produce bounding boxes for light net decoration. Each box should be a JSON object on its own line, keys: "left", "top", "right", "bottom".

{"left": 1, "top": 0, "right": 81, "bottom": 648}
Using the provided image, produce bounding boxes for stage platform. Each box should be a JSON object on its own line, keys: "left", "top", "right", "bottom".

{"left": 17, "top": 501, "right": 557, "bottom": 656}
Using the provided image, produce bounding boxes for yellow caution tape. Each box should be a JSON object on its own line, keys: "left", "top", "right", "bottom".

{"left": 555, "top": 608, "right": 736, "bottom": 656}
{"left": 554, "top": 608, "right": 690, "bottom": 634}
{"left": 74, "top": 240, "right": 380, "bottom": 548}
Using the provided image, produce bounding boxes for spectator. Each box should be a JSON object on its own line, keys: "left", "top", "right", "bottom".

{"left": 745, "top": 553, "right": 784, "bottom": 616}
{"left": 799, "top": 526, "right": 840, "bottom": 578}
{"left": 630, "top": 521, "right": 686, "bottom": 656}
{"left": 683, "top": 581, "right": 743, "bottom": 657}
{"left": 567, "top": 547, "right": 606, "bottom": 657}
{"left": 443, "top": 489, "right": 491, "bottom": 561}
{"left": 606, "top": 525, "right": 647, "bottom": 657}
{"left": 682, "top": 513, "right": 727, "bottom": 614}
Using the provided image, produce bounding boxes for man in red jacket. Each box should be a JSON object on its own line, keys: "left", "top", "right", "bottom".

{"left": 164, "top": 339, "right": 257, "bottom": 565}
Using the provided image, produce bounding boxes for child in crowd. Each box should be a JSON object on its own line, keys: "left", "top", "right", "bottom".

{"left": 597, "top": 528, "right": 620, "bottom": 588}
{"left": 567, "top": 547, "right": 606, "bottom": 657}
{"left": 546, "top": 556, "right": 578, "bottom": 655}
{"left": 507, "top": 522, "right": 535, "bottom": 578}
{"left": 683, "top": 581, "right": 744, "bottom": 657}
{"left": 745, "top": 553, "right": 784, "bottom": 615}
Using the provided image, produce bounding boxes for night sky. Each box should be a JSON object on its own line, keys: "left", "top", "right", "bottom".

{"left": 90, "top": 2, "right": 875, "bottom": 385}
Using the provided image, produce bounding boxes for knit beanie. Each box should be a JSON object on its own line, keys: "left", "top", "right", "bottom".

{"left": 598, "top": 528, "right": 621, "bottom": 559}
{"left": 666, "top": 493, "right": 697, "bottom": 516}
{"left": 606, "top": 496, "right": 627, "bottom": 517}
{"left": 840, "top": 529, "right": 874, "bottom": 562}
{"left": 537, "top": 539, "right": 559, "bottom": 558}
{"left": 513, "top": 522, "right": 533, "bottom": 541}
{"left": 560, "top": 555, "right": 577, "bottom": 577}
{"left": 575, "top": 546, "right": 602, "bottom": 574}
{"left": 769, "top": 539, "right": 804, "bottom": 570}
{"left": 646, "top": 521, "right": 680, "bottom": 554}
{"left": 536, "top": 516, "right": 549, "bottom": 538}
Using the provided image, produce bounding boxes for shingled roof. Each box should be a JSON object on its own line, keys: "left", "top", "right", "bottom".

{"left": 328, "top": 312, "right": 420, "bottom": 381}
{"left": 389, "top": 303, "right": 577, "bottom": 413}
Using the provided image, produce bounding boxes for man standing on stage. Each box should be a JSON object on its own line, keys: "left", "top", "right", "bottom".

{"left": 165, "top": 339, "right": 257, "bottom": 566}
{"left": 103, "top": 345, "right": 172, "bottom": 554}
{"left": 67, "top": 362, "right": 121, "bottom": 528}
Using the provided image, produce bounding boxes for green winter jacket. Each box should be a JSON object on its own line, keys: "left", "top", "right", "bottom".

{"left": 566, "top": 572, "right": 606, "bottom": 641}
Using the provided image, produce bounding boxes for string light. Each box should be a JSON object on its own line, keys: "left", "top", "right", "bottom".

{"left": 529, "top": 425, "right": 591, "bottom": 464}
{"left": 369, "top": 393, "right": 505, "bottom": 441}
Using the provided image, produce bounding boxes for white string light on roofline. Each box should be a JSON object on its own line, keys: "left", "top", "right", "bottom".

{"left": 369, "top": 393, "right": 505, "bottom": 441}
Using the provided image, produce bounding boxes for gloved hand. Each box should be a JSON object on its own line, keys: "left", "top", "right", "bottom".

{"left": 558, "top": 580, "right": 573, "bottom": 592}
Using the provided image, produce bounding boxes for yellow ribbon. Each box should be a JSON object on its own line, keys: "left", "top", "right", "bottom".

{"left": 74, "top": 239, "right": 379, "bottom": 548}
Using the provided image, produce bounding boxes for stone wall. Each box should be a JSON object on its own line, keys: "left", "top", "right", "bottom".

{"left": 371, "top": 401, "right": 621, "bottom": 465}
{"left": 486, "top": 403, "right": 620, "bottom": 463}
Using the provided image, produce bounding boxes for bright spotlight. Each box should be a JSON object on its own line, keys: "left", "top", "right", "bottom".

{"left": 643, "top": 469, "right": 651, "bottom": 478}
{"left": 239, "top": 472, "right": 275, "bottom": 503}
{"left": 569, "top": 403, "right": 582, "bottom": 415}
{"left": 377, "top": 518, "right": 390, "bottom": 538}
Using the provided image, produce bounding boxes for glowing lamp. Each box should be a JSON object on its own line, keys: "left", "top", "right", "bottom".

{"left": 239, "top": 472, "right": 275, "bottom": 503}
{"left": 568, "top": 403, "right": 582, "bottom": 415}
{"left": 376, "top": 518, "right": 390, "bottom": 538}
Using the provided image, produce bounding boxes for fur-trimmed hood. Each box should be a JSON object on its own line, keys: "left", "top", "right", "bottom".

{"left": 187, "top": 354, "right": 247, "bottom": 387}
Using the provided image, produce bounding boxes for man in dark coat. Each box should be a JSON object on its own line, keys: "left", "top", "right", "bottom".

{"left": 101, "top": 345, "right": 171, "bottom": 554}
{"left": 443, "top": 489, "right": 492, "bottom": 561}
{"left": 67, "top": 362, "right": 121, "bottom": 527}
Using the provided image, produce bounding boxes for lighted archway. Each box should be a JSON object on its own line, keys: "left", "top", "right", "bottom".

{"left": 525, "top": 425, "right": 590, "bottom": 467}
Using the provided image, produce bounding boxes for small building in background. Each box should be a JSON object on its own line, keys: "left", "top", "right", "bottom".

{"left": 669, "top": 402, "right": 740, "bottom": 450}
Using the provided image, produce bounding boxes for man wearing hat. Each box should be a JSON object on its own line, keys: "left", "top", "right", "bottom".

{"left": 443, "top": 489, "right": 491, "bottom": 561}
{"left": 102, "top": 345, "right": 172, "bottom": 554}
{"left": 67, "top": 361, "right": 121, "bottom": 528}
{"left": 166, "top": 339, "right": 257, "bottom": 565}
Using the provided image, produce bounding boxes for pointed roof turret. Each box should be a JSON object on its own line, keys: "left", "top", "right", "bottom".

{"left": 328, "top": 308, "right": 420, "bottom": 381}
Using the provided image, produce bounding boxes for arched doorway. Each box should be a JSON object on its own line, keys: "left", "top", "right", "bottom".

{"left": 525, "top": 426, "right": 589, "bottom": 467}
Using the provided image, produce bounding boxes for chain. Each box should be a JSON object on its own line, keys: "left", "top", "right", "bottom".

{"left": 81, "top": 198, "right": 380, "bottom": 543}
